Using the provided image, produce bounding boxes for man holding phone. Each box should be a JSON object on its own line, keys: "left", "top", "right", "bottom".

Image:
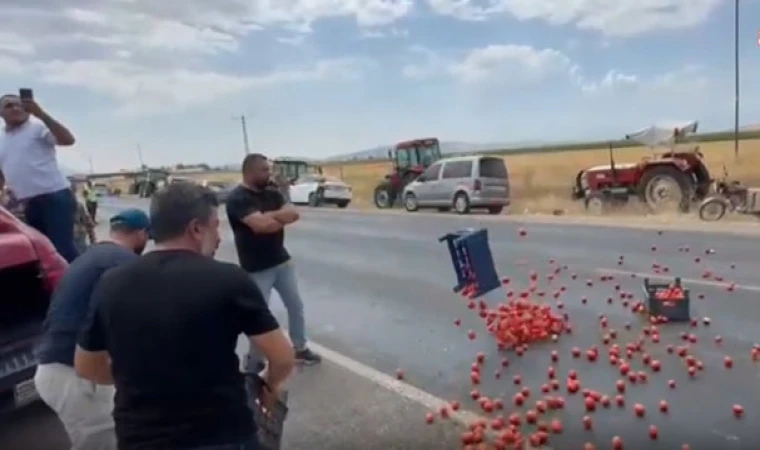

{"left": 0, "top": 89, "right": 79, "bottom": 262}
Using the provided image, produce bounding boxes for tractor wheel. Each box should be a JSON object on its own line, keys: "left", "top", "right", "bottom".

{"left": 584, "top": 192, "right": 607, "bottom": 215}
{"left": 698, "top": 197, "right": 728, "bottom": 221}
{"left": 453, "top": 192, "right": 471, "bottom": 215}
{"left": 403, "top": 193, "right": 419, "bottom": 212}
{"left": 638, "top": 166, "right": 693, "bottom": 213}
{"left": 373, "top": 183, "right": 395, "bottom": 209}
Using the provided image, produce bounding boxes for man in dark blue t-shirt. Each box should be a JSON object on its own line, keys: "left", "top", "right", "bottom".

{"left": 34, "top": 208, "right": 150, "bottom": 450}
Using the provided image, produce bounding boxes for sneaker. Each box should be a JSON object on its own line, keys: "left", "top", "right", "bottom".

{"left": 295, "top": 348, "right": 322, "bottom": 366}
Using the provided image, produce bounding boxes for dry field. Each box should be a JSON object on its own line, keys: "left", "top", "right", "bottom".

{"left": 319, "top": 139, "right": 760, "bottom": 212}
{"left": 108, "top": 138, "right": 760, "bottom": 214}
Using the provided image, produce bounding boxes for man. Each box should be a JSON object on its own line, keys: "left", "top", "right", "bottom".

{"left": 73, "top": 186, "right": 97, "bottom": 253}
{"left": 0, "top": 93, "right": 78, "bottom": 262}
{"left": 83, "top": 181, "right": 99, "bottom": 223}
{"left": 34, "top": 208, "right": 151, "bottom": 450}
{"left": 226, "top": 153, "right": 322, "bottom": 367}
{"left": 74, "top": 183, "right": 295, "bottom": 450}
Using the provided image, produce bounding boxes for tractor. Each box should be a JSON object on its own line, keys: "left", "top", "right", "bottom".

{"left": 571, "top": 122, "right": 712, "bottom": 214}
{"left": 270, "top": 157, "right": 323, "bottom": 200}
{"left": 373, "top": 138, "right": 442, "bottom": 208}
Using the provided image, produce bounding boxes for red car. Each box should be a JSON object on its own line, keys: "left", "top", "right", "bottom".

{"left": 0, "top": 205, "right": 67, "bottom": 413}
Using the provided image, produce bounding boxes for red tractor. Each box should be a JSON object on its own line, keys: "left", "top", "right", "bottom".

{"left": 572, "top": 122, "right": 712, "bottom": 214}
{"left": 373, "top": 138, "right": 442, "bottom": 208}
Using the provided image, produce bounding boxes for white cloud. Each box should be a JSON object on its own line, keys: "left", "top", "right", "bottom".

{"left": 0, "top": 1, "right": 400, "bottom": 114}
{"left": 426, "top": 0, "right": 724, "bottom": 37}
{"left": 403, "top": 43, "right": 710, "bottom": 100}
{"left": 580, "top": 69, "right": 639, "bottom": 92}
{"left": 449, "top": 44, "right": 571, "bottom": 84}
{"left": 31, "top": 57, "right": 370, "bottom": 116}
{"left": 404, "top": 44, "right": 573, "bottom": 84}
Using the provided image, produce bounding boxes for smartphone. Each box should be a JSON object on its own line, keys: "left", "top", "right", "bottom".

{"left": 19, "top": 88, "right": 33, "bottom": 101}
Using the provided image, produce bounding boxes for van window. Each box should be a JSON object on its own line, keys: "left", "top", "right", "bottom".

{"left": 421, "top": 163, "right": 442, "bottom": 180}
{"left": 442, "top": 161, "right": 473, "bottom": 179}
{"left": 479, "top": 157, "right": 508, "bottom": 178}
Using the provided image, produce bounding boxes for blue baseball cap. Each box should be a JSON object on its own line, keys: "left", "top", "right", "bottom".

{"left": 109, "top": 208, "right": 152, "bottom": 238}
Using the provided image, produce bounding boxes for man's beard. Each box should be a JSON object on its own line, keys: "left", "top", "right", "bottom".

{"left": 253, "top": 179, "right": 270, "bottom": 190}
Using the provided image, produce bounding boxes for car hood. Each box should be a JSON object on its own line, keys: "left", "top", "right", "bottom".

{"left": 322, "top": 181, "right": 350, "bottom": 188}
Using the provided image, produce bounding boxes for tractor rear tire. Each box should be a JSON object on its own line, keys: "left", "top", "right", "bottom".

{"left": 638, "top": 166, "right": 693, "bottom": 214}
{"left": 374, "top": 183, "right": 395, "bottom": 209}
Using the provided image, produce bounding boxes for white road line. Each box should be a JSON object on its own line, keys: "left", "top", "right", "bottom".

{"left": 307, "top": 341, "right": 482, "bottom": 423}
{"left": 595, "top": 268, "right": 760, "bottom": 293}
{"left": 307, "top": 341, "right": 548, "bottom": 449}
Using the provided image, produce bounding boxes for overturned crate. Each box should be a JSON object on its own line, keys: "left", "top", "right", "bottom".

{"left": 439, "top": 228, "right": 501, "bottom": 298}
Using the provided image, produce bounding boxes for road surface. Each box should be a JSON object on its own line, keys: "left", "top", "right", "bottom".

{"left": 5, "top": 199, "right": 760, "bottom": 449}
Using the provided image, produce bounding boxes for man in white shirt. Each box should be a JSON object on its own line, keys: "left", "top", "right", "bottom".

{"left": 0, "top": 93, "right": 79, "bottom": 262}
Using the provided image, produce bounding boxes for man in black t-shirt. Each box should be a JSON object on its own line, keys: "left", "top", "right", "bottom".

{"left": 73, "top": 183, "right": 295, "bottom": 450}
{"left": 226, "top": 153, "right": 321, "bottom": 367}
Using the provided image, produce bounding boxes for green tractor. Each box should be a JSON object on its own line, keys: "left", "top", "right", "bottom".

{"left": 270, "top": 157, "right": 323, "bottom": 200}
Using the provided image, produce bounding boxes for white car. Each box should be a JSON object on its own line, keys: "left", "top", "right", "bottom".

{"left": 289, "top": 175, "right": 352, "bottom": 208}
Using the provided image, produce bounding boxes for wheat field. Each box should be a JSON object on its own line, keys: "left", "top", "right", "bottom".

{"left": 318, "top": 139, "right": 760, "bottom": 211}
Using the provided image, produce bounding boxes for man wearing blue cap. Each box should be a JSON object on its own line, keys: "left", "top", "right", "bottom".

{"left": 34, "top": 208, "right": 151, "bottom": 450}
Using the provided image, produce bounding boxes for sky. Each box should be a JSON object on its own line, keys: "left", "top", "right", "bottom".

{"left": 0, "top": 0, "right": 759, "bottom": 172}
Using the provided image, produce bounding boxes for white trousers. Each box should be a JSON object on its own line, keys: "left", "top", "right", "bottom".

{"left": 34, "top": 363, "right": 117, "bottom": 450}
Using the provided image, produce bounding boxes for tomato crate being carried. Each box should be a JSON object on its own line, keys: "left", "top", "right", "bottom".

{"left": 439, "top": 228, "right": 501, "bottom": 298}
{"left": 642, "top": 277, "right": 691, "bottom": 322}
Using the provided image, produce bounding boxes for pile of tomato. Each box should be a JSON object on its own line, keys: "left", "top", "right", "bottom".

{"left": 654, "top": 286, "right": 686, "bottom": 301}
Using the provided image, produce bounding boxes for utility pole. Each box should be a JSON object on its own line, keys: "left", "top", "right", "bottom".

{"left": 136, "top": 143, "right": 150, "bottom": 198}
{"left": 136, "top": 143, "right": 145, "bottom": 168}
{"left": 733, "top": 0, "right": 740, "bottom": 159}
{"left": 87, "top": 155, "right": 94, "bottom": 174}
{"left": 233, "top": 115, "right": 251, "bottom": 155}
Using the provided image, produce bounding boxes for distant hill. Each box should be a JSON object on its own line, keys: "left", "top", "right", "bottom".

{"left": 324, "top": 140, "right": 549, "bottom": 161}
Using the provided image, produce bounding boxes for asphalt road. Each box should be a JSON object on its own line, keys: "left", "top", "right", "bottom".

{"left": 5, "top": 199, "right": 760, "bottom": 449}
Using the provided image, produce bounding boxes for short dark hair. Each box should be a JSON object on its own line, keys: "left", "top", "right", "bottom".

{"left": 242, "top": 153, "right": 267, "bottom": 174}
{"left": 149, "top": 183, "right": 219, "bottom": 243}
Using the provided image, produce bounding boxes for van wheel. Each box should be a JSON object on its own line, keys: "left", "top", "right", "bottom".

{"left": 404, "top": 193, "right": 419, "bottom": 212}
{"left": 487, "top": 206, "right": 503, "bottom": 215}
{"left": 453, "top": 192, "right": 470, "bottom": 214}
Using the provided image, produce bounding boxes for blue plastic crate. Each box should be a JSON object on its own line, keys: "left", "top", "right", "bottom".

{"left": 439, "top": 228, "right": 500, "bottom": 298}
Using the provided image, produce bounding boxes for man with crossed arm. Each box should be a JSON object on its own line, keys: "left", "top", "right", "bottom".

{"left": 226, "top": 153, "right": 322, "bottom": 370}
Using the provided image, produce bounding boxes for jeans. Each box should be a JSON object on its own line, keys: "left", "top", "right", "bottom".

{"left": 246, "top": 261, "right": 306, "bottom": 367}
{"left": 34, "top": 363, "right": 117, "bottom": 450}
{"left": 86, "top": 200, "right": 98, "bottom": 222}
{"left": 186, "top": 436, "right": 263, "bottom": 450}
{"left": 25, "top": 188, "right": 80, "bottom": 263}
